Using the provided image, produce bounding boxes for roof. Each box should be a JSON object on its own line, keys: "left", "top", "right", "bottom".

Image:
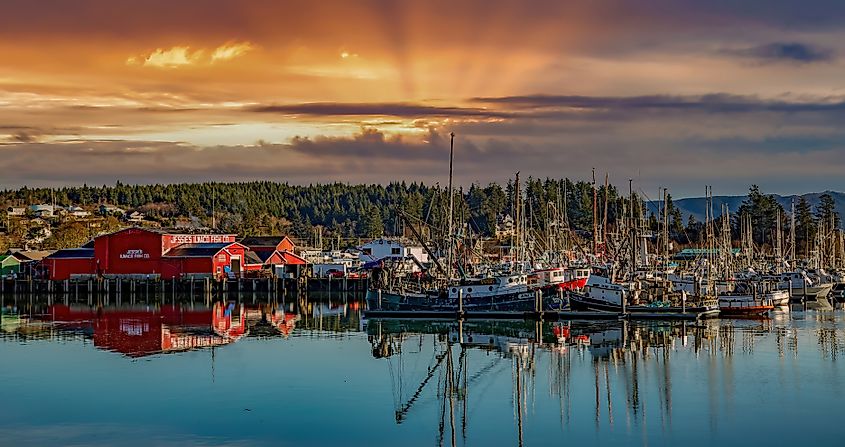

{"left": 0, "top": 255, "right": 20, "bottom": 265}
{"left": 251, "top": 249, "right": 276, "bottom": 262}
{"left": 239, "top": 236, "right": 293, "bottom": 248}
{"left": 280, "top": 251, "right": 307, "bottom": 265}
{"left": 244, "top": 250, "right": 264, "bottom": 265}
{"left": 164, "top": 243, "right": 231, "bottom": 258}
{"left": 7, "top": 250, "right": 54, "bottom": 262}
{"left": 46, "top": 248, "right": 95, "bottom": 259}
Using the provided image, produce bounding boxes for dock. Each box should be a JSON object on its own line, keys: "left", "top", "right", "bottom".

{"left": 363, "top": 309, "right": 716, "bottom": 321}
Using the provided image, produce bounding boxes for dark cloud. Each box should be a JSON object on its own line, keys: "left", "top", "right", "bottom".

{"left": 723, "top": 42, "right": 834, "bottom": 64}
{"left": 471, "top": 94, "right": 845, "bottom": 114}
{"left": 2, "top": 126, "right": 844, "bottom": 197}
{"left": 250, "top": 102, "right": 512, "bottom": 119}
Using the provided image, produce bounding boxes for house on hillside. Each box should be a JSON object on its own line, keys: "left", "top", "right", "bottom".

{"left": 6, "top": 207, "right": 26, "bottom": 217}
{"left": 67, "top": 206, "right": 91, "bottom": 218}
{"left": 29, "top": 204, "right": 55, "bottom": 218}
{"left": 126, "top": 211, "right": 146, "bottom": 223}
{"left": 495, "top": 214, "right": 515, "bottom": 238}
{"left": 99, "top": 204, "right": 126, "bottom": 216}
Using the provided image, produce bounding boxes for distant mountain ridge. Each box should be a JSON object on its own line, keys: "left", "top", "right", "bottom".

{"left": 648, "top": 191, "right": 845, "bottom": 228}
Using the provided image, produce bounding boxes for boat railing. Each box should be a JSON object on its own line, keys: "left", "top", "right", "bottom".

{"left": 719, "top": 298, "right": 774, "bottom": 308}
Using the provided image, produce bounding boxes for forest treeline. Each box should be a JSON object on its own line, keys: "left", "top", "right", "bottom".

{"left": 1, "top": 181, "right": 839, "bottom": 255}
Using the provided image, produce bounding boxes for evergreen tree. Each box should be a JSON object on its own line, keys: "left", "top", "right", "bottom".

{"left": 359, "top": 206, "right": 384, "bottom": 238}
{"left": 795, "top": 196, "right": 816, "bottom": 257}
{"left": 815, "top": 193, "right": 840, "bottom": 228}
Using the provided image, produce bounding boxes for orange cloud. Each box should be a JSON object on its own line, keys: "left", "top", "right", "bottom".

{"left": 211, "top": 41, "right": 255, "bottom": 62}
{"left": 127, "top": 41, "right": 254, "bottom": 68}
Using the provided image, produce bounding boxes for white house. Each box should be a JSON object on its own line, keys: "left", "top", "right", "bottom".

{"left": 126, "top": 211, "right": 145, "bottom": 222}
{"left": 29, "top": 204, "right": 55, "bottom": 218}
{"left": 6, "top": 207, "right": 26, "bottom": 217}
{"left": 100, "top": 204, "right": 126, "bottom": 215}
{"left": 67, "top": 206, "right": 91, "bottom": 218}
{"left": 359, "top": 238, "right": 429, "bottom": 265}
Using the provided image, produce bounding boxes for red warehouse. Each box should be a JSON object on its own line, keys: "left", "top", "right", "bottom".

{"left": 45, "top": 227, "right": 269, "bottom": 280}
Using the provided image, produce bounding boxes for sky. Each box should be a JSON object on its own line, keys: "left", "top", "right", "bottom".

{"left": 2, "top": 0, "right": 845, "bottom": 197}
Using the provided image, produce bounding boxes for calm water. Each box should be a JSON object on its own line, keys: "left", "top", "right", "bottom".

{"left": 1, "top": 294, "right": 844, "bottom": 446}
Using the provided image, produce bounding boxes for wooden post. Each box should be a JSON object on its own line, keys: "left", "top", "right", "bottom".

{"left": 558, "top": 287, "right": 564, "bottom": 311}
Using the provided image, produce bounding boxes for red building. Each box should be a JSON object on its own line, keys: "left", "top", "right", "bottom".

{"left": 44, "top": 228, "right": 271, "bottom": 280}
{"left": 240, "top": 235, "right": 306, "bottom": 268}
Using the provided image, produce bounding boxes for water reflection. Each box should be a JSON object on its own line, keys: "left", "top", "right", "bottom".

{"left": 0, "top": 293, "right": 369, "bottom": 357}
{"left": 1, "top": 295, "right": 844, "bottom": 446}
{"left": 365, "top": 314, "right": 845, "bottom": 446}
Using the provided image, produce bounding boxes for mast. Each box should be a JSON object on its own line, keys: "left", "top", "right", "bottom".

{"left": 514, "top": 171, "right": 521, "bottom": 270}
{"left": 629, "top": 179, "right": 636, "bottom": 276}
{"left": 592, "top": 168, "right": 598, "bottom": 257}
{"left": 446, "top": 132, "right": 455, "bottom": 280}
{"left": 790, "top": 198, "right": 796, "bottom": 266}
{"left": 602, "top": 173, "right": 609, "bottom": 252}
{"left": 775, "top": 207, "right": 782, "bottom": 273}
{"left": 663, "top": 188, "right": 669, "bottom": 262}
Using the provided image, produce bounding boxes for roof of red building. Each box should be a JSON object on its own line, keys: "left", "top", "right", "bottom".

{"left": 46, "top": 248, "right": 95, "bottom": 259}
{"left": 239, "top": 236, "right": 294, "bottom": 248}
{"left": 250, "top": 249, "right": 276, "bottom": 262}
{"left": 244, "top": 250, "right": 264, "bottom": 265}
{"left": 280, "top": 250, "right": 307, "bottom": 265}
{"left": 164, "top": 243, "right": 231, "bottom": 258}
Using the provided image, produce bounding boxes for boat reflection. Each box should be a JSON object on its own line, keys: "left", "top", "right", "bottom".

{"left": 363, "top": 316, "right": 845, "bottom": 446}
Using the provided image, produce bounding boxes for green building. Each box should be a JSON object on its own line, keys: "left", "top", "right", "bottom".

{"left": 0, "top": 254, "right": 20, "bottom": 276}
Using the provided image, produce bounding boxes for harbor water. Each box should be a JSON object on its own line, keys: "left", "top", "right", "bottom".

{"left": 1, "top": 294, "right": 844, "bottom": 446}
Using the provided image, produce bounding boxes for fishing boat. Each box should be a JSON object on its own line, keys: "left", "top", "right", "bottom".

{"left": 366, "top": 272, "right": 543, "bottom": 311}
{"left": 530, "top": 266, "right": 590, "bottom": 294}
{"left": 718, "top": 296, "right": 774, "bottom": 316}
{"left": 765, "top": 271, "right": 834, "bottom": 302}
{"left": 567, "top": 275, "right": 719, "bottom": 316}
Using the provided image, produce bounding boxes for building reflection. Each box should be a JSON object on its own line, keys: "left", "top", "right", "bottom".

{"left": 42, "top": 303, "right": 247, "bottom": 357}
{"left": 0, "top": 292, "right": 373, "bottom": 355}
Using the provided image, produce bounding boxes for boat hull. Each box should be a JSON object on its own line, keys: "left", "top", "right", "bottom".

{"left": 568, "top": 291, "right": 717, "bottom": 315}
{"left": 366, "top": 288, "right": 565, "bottom": 312}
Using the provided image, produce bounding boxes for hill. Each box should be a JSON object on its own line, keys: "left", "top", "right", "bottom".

{"left": 654, "top": 191, "right": 845, "bottom": 227}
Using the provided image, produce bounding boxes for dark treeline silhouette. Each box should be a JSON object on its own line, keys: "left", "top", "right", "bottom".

{"left": 0, "top": 179, "right": 631, "bottom": 241}
{"left": 3, "top": 181, "right": 836, "bottom": 253}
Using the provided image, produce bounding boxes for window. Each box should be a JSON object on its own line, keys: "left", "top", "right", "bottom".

{"left": 363, "top": 248, "right": 372, "bottom": 255}
{"left": 391, "top": 248, "right": 401, "bottom": 255}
